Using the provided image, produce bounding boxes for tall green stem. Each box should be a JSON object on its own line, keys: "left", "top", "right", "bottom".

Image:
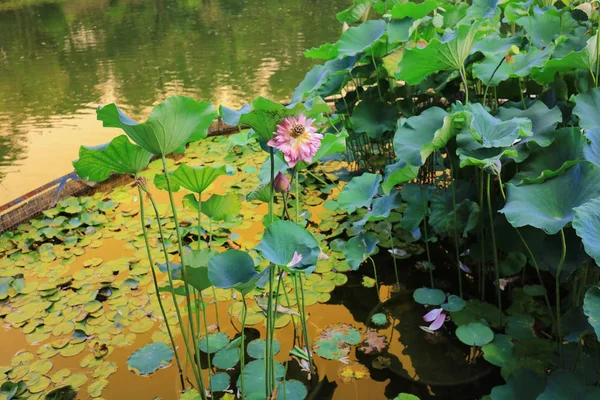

{"left": 387, "top": 222, "right": 401, "bottom": 289}
{"left": 240, "top": 294, "right": 248, "bottom": 399}
{"left": 294, "top": 273, "right": 313, "bottom": 373}
{"left": 159, "top": 155, "right": 205, "bottom": 394}
{"left": 595, "top": 19, "right": 600, "bottom": 87}
{"left": 482, "top": 57, "right": 505, "bottom": 107}
{"left": 556, "top": 229, "right": 567, "bottom": 366}
{"left": 295, "top": 168, "right": 300, "bottom": 223}
{"left": 486, "top": 174, "right": 502, "bottom": 310}
{"left": 459, "top": 67, "right": 469, "bottom": 104}
{"left": 149, "top": 195, "right": 204, "bottom": 395}
{"left": 447, "top": 152, "right": 463, "bottom": 298}
{"left": 369, "top": 257, "right": 381, "bottom": 303}
{"left": 137, "top": 186, "right": 185, "bottom": 390}
{"left": 478, "top": 170, "right": 486, "bottom": 300}
{"left": 420, "top": 186, "right": 434, "bottom": 288}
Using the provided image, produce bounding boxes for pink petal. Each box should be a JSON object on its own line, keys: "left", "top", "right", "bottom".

{"left": 287, "top": 251, "right": 303, "bottom": 267}
{"left": 428, "top": 312, "right": 446, "bottom": 331}
{"left": 460, "top": 262, "right": 472, "bottom": 274}
{"left": 423, "top": 308, "right": 443, "bottom": 323}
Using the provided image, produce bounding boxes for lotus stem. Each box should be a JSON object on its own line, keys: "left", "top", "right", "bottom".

{"left": 372, "top": 53, "right": 384, "bottom": 102}
{"left": 459, "top": 67, "right": 469, "bottom": 104}
{"left": 478, "top": 170, "right": 485, "bottom": 300}
{"left": 519, "top": 79, "right": 527, "bottom": 110}
{"left": 265, "top": 264, "right": 276, "bottom": 396}
{"left": 387, "top": 222, "right": 401, "bottom": 289}
{"left": 148, "top": 194, "right": 205, "bottom": 395}
{"left": 486, "top": 174, "right": 502, "bottom": 311}
{"left": 369, "top": 257, "right": 381, "bottom": 303}
{"left": 295, "top": 167, "right": 300, "bottom": 223}
{"left": 136, "top": 186, "right": 186, "bottom": 391}
{"left": 159, "top": 155, "right": 205, "bottom": 395}
{"left": 305, "top": 169, "right": 328, "bottom": 187}
{"left": 482, "top": 56, "right": 506, "bottom": 107}
{"left": 556, "top": 228, "right": 567, "bottom": 366}
{"left": 269, "top": 147, "right": 275, "bottom": 224}
{"left": 295, "top": 273, "right": 313, "bottom": 374}
{"left": 240, "top": 294, "right": 248, "bottom": 399}
{"left": 209, "top": 219, "right": 213, "bottom": 247}
{"left": 446, "top": 151, "right": 463, "bottom": 298}
{"left": 419, "top": 186, "right": 434, "bottom": 288}
{"left": 595, "top": 20, "right": 600, "bottom": 87}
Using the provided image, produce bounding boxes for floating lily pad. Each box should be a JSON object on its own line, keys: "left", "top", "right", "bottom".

{"left": 213, "top": 348, "right": 239, "bottom": 370}
{"left": 371, "top": 313, "right": 387, "bottom": 326}
{"left": 210, "top": 372, "right": 231, "bottom": 392}
{"left": 247, "top": 339, "right": 280, "bottom": 359}
{"left": 455, "top": 322, "right": 494, "bottom": 347}
{"left": 127, "top": 342, "right": 174, "bottom": 376}
{"left": 237, "top": 359, "right": 285, "bottom": 396}
{"left": 413, "top": 288, "right": 446, "bottom": 306}
{"left": 338, "top": 363, "right": 370, "bottom": 383}
{"left": 276, "top": 380, "right": 307, "bottom": 400}
{"left": 313, "top": 323, "right": 362, "bottom": 360}
{"left": 199, "top": 332, "right": 230, "bottom": 354}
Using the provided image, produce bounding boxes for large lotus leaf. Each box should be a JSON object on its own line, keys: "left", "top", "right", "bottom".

{"left": 473, "top": 46, "right": 553, "bottom": 87}
{"left": 337, "top": 173, "right": 382, "bottom": 213}
{"left": 466, "top": 0, "right": 501, "bottom": 19}
{"left": 393, "top": 107, "right": 447, "bottom": 166}
{"left": 304, "top": 42, "right": 339, "bottom": 60}
{"left": 396, "top": 23, "right": 485, "bottom": 85}
{"left": 337, "top": 20, "right": 387, "bottom": 58}
{"left": 387, "top": 19, "right": 414, "bottom": 44}
{"left": 292, "top": 57, "right": 356, "bottom": 102}
{"left": 350, "top": 100, "right": 397, "bottom": 139}
{"left": 337, "top": 0, "right": 373, "bottom": 24}
{"left": 572, "top": 88, "right": 600, "bottom": 130}
{"left": 183, "top": 248, "right": 216, "bottom": 292}
{"left": 389, "top": 0, "right": 436, "bottom": 19}
{"left": 276, "top": 380, "right": 307, "bottom": 400}
{"left": 496, "top": 101, "right": 562, "bottom": 148}
{"left": 515, "top": 8, "right": 566, "bottom": 48}
{"left": 413, "top": 287, "right": 445, "bottom": 305}
{"left": 510, "top": 128, "right": 585, "bottom": 185}
{"left": 482, "top": 334, "right": 514, "bottom": 367}
{"left": 154, "top": 164, "right": 227, "bottom": 193}
{"left": 583, "top": 285, "right": 600, "bottom": 339}
{"left": 451, "top": 299, "right": 506, "bottom": 329}
{"left": 456, "top": 138, "right": 517, "bottom": 169}
{"left": 381, "top": 160, "right": 420, "bottom": 195}
{"left": 573, "top": 198, "right": 600, "bottom": 266}
{"left": 256, "top": 221, "right": 320, "bottom": 272}
{"left": 185, "top": 193, "right": 241, "bottom": 222}
{"left": 584, "top": 128, "right": 600, "bottom": 166}
{"left": 500, "top": 162, "right": 600, "bottom": 234}
{"left": 73, "top": 135, "right": 152, "bottom": 182}
{"left": 532, "top": 35, "right": 597, "bottom": 85}
{"left": 208, "top": 250, "right": 259, "bottom": 294}
{"left": 490, "top": 368, "right": 546, "bottom": 400}
{"left": 455, "top": 322, "right": 494, "bottom": 346}
{"left": 429, "top": 195, "right": 479, "bottom": 238}
{"left": 356, "top": 190, "right": 402, "bottom": 226}
{"left": 127, "top": 342, "right": 174, "bottom": 376}
{"left": 258, "top": 153, "right": 288, "bottom": 185}
{"left": 220, "top": 97, "right": 329, "bottom": 143}
{"left": 210, "top": 372, "right": 231, "bottom": 392}
{"left": 537, "top": 370, "right": 600, "bottom": 400}
{"left": 237, "top": 359, "right": 285, "bottom": 397}
{"left": 463, "top": 103, "right": 532, "bottom": 148}
{"left": 472, "top": 35, "right": 520, "bottom": 55}
{"left": 399, "top": 184, "right": 430, "bottom": 232}
{"left": 340, "top": 232, "right": 379, "bottom": 270}
{"left": 97, "top": 96, "right": 217, "bottom": 155}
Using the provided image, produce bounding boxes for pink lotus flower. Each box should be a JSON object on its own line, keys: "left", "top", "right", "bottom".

{"left": 420, "top": 308, "right": 447, "bottom": 333}
{"left": 267, "top": 114, "right": 323, "bottom": 168}
{"left": 273, "top": 172, "right": 291, "bottom": 193}
{"left": 287, "top": 251, "right": 303, "bottom": 267}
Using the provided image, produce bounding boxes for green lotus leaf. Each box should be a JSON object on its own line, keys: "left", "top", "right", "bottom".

{"left": 497, "top": 101, "right": 562, "bottom": 149}
{"left": 350, "top": 100, "right": 397, "bottom": 139}
{"left": 387, "top": 19, "right": 413, "bottom": 43}
{"left": 298, "top": 130, "right": 349, "bottom": 168}
{"left": 183, "top": 248, "right": 215, "bottom": 292}
{"left": 304, "top": 42, "right": 339, "bottom": 60}
{"left": 339, "top": 232, "right": 379, "bottom": 270}
{"left": 532, "top": 35, "right": 598, "bottom": 85}
{"left": 73, "top": 135, "right": 152, "bottom": 182}
{"left": 337, "top": 1, "right": 373, "bottom": 24}
{"left": 246, "top": 184, "right": 273, "bottom": 204}
{"left": 199, "top": 332, "right": 230, "bottom": 354}
{"left": 398, "top": 184, "right": 430, "bottom": 233}
{"left": 292, "top": 58, "right": 356, "bottom": 102}
{"left": 537, "top": 370, "right": 600, "bottom": 400}
{"left": 490, "top": 368, "right": 546, "bottom": 400}
{"left": 212, "top": 347, "right": 239, "bottom": 370}
{"left": 256, "top": 221, "right": 320, "bottom": 272}
{"left": 451, "top": 300, "right": 506, "bottom": 329}
{"left": 583, "top": 285, "right": 600, "bottom": 338}
{"left": 561, "top": 307, "right": 594, "bottom": 343}
{"left": 584, "top": 128, "right": 600, "bottom": 166}
{"left": 506, "top": 314, "right": 536, "bottom": 341}
{"left": 247, "top": 339, "right": 280, "bottom": 359}
{"left": 500, "top": 162, "right": 600, "bottom": 234}
{"left": 510, "top": 128, "right": 585, "bottom": 185}
{"left": 371, "top": 313, "right": 387, "bottom": 326}
{"left": 381, "top": 161, "right": 420, "bottom": 195}
{"left": 276, "top": 380, "right": 307, "bottom": 400}
{"left": 429, "top": 194, "right": 479, "bottom": 238}
{"left": 184, "top": 193, "right": 241, "bottom": 222}
{"left": 473, "top": 46, "right": 553, "bottom": 87}
{"left": 394, "top": 107, "right": 447, "bottom": 166}
{"left": 208, "top": 250, "right": 259, "bottom": 294}
{"left": 515, "top": 8, "right": 567, "bottom": 48}
{"left": 396, "top": 23, "right": 485, "bottom": 85}
{"left": 463, "top": 103, "right": 533, "bottom": 148}
{"left": 413, "top": 288, "right": 445, "bottom": 305}
{"left": 573, "top": 88, "right": 600, "bottom": 130}
{"left": 466, "top": 0, "right": 501, "bottom": 19}
{"left": 220, "top": 96, "right": 329, "bottom": 143}
{"left": 97, "top": 96, "right": 217, "bottom": 155}
{"left": 126, "top": 342, "right": 174, "bottom": 376}
{"left": 482, "top": 334, "right": 514, "bottom": 367}
{"left": 237, "top": 359, "right": 285, "bottom": 396}
{"left": 455, "top": 322, "right": 494, "bottom": 346}
{"left": 390, "top": 395, "right": 420, "bottom": 400}
{"left": 573, "top": 197, "right": 600, "bottom": 266}
{"left": 441, "top": 294, "right": 466, "bottom": 312}
{"left": 499, "top": 252, "right": 527, "bottom": 277}
{"left": 210, "top": 372, "right": 231, "bottom": 392}
{"left": 154, "top": 164, "right": 227, "bottom": 193}
{"left": 472, "top": 35, "right": 520, "bottom": 55}
{"left": 356, "top": 190, "right": 402, "bottom": 226}
{"left": 337, "top": 173, "right": 382, "bottom": 213}
{"left": 337, "top": 20, "right": 387, "bottom": 58}
{"left": 390, "top": 0, "right": 436, "bottom": 19}
{"left": 313, "top": 324, "right": 362, "bottom": 360}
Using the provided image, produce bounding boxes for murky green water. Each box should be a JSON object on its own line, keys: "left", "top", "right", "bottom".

{"left": 0, "top": 0, "right": 348, "bottom": 203}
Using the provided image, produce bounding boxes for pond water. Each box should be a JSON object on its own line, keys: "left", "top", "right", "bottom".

{"left": 0, "top": 0, "right": 349, "bottom": 204}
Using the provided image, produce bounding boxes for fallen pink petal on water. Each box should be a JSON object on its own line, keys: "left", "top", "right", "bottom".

{"left": 428, "top": 312, "right": 447, "bottom": 331}
{"left": 423, "top": 308, "right": 444, "bottom": 323}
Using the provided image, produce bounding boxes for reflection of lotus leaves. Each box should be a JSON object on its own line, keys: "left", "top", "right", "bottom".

{"left": 338, "top": 363, "right": 370, "bottom": 383}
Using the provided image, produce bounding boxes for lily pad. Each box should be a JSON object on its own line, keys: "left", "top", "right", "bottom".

{"left": 127, "top": 342, "right": 174, "bottom": 376}
{"left": 455, "top": 322, "right": 494, "bottom": 347}
{"left": 199, "top": 332, "right": 230, "bottom": 354}
{"left": 247, "top": 339, "right": 280, "bottom": 359}
{"left": 413, "top": 288, "right": 446, "bottom": 306}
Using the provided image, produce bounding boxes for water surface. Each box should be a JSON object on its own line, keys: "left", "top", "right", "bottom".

{"left": 0, "top": 0, "right": 348, "bottom": 203}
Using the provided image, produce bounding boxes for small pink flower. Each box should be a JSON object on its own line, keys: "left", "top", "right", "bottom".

{"left": 421, "top": 308, "right": 447, "bottom": 332}
{"left": 342, "top": 22, "right": 350, "bottom": 32}
{"left": 287, "top": 251, "right": 303, "bottom": 267}
{"left": 267, "top": 114, "right": 323, "bottom": 168}
{"left": 273, "top": 172, "right": 290, "bottom": 193}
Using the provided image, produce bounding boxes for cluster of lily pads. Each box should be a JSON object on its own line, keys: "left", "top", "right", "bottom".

{"left": 296, "top": 0, "right": 600, "bottom": 397}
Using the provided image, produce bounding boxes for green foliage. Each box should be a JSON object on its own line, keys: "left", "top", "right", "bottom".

{"left": 127, "top": 343, "right": 174, "bottom": 376}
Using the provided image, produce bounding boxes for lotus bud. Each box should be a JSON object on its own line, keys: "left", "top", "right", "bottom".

{"left": 135, "top": 176, "right": 149, "bottom": 193}
{"left": 342, "top": 22, "right": 350, "bottom": 32}
{"left": 483, "top": 160, "right": 502, "bottom": 176}
{"left": 383, "top": 13, "right": 392, "bottom": 23}
{"left": 273, "top": 172, "right": 290, "bottom": 193}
